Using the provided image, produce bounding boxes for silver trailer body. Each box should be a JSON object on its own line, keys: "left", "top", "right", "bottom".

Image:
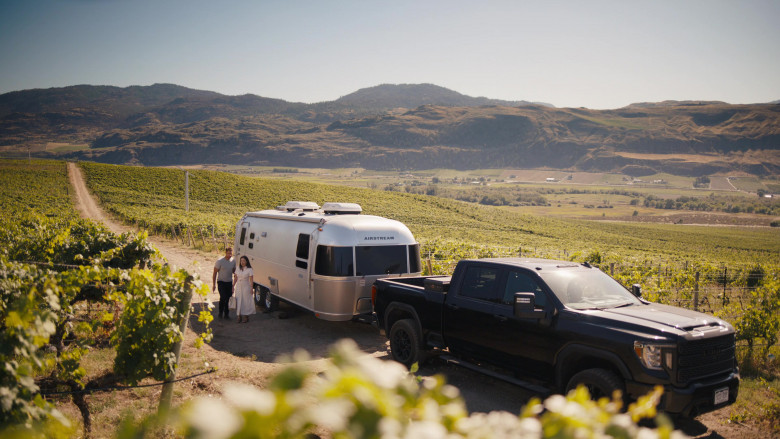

{"left": 234, "top": 202, "right": 421, "bottom": 321}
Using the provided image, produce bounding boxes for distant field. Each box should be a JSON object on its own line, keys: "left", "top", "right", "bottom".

{"left": 615, "top": 152, "right": 726, "bottom": 163}
{"left": 45, "top": 142, "right": 90, "bottom": 152}
{"left": 709, "top": 176, "right": 733, "bottom": 191}
{"left": 181, "top": 164, "right": 778, "bottom": 223}
{"left": 729, "top": 177, "right": 767, "bottom": 193}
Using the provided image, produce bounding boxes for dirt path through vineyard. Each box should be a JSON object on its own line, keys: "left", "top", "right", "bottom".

{"left": 65, "top": 162, "right": 754, "bottom": 438}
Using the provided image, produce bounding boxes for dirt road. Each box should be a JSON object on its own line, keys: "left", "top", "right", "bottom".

{"left": 65, "top": 162, "right": 755, "bottom": 438}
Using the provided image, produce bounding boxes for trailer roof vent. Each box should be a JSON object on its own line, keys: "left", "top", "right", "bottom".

{"left": 278, "top": 201, "right": 320, "bottom": 212}
{"left": 322, "top": 202, "right": 362, "bottom": 215}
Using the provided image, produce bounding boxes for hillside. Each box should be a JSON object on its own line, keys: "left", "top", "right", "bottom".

{"left": 1, "top": 84, "right": 778, "bottom": 176}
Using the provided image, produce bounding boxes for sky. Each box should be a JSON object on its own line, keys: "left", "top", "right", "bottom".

{"left": 1, "top": 0, "right": 778, "bottom": 109}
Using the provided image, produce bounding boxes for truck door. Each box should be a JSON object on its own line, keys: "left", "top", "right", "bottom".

{"left": 443, "top": 264, "right": 503, "bottom": 360}
{"left": 488, "top": 269, "right": 558, "bottom": 380}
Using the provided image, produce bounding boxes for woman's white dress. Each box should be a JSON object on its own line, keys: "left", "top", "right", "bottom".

{"left": 234, "top": 267, "right": 256, "bottom": 315}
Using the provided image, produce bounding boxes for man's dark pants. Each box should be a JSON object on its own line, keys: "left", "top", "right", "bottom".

{"left": 217, "top": 281, "right": 232, "bottom": 318}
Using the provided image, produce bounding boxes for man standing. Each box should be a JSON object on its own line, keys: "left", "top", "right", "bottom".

{"left": 213, "top": 247, "right": 236, "bottom": 319}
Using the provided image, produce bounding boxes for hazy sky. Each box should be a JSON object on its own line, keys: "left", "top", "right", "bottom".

{"left": 1, "top": 0, "right": 778, "bottom": 109}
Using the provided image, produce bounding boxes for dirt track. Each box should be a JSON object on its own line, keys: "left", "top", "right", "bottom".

{"left": 65, "top": 162, "right": 758, "bottom": 438}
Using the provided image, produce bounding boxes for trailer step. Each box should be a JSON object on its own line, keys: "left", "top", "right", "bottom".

{"left": 439, "top": 355, "right": 551, "bottom": 396}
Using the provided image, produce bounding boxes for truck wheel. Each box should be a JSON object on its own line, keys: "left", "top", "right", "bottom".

{"left": 389, "top": 319, "right": 423, "bottom": 368}
{"left": 565, "top": 368, "right": 624, "bottom": 400}
{"left": 262, "top": 289, "right": 278, "bottom": 312}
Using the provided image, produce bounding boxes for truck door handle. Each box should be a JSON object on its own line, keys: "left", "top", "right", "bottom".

{"left": 493, "top": 315, "right": 508, "bottom": 322}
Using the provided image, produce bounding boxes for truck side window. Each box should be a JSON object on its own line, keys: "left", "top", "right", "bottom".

{"left": 296, "top": 234, "right": 310, "bottom": 259}
{"left": 460, "top": 266, "right": 501, "bottom": 302}
{"left": 504, "top": 271, "right": 546, "bottom": 308}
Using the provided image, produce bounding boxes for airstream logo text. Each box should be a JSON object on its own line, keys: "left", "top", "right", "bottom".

{"left": 363, "top": 236, "right": 395, "bottom": 241}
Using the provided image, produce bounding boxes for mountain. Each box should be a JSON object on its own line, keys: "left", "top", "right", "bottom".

{"left": 333, "top": 83, "right": 550, "bottom": 110}
{"left": 1, "top": 83, "right": 778, "bottom": 176}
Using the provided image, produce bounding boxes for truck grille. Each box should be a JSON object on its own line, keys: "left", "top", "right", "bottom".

{"left": 676, "top": 334, "right": 735, "bottom": 385}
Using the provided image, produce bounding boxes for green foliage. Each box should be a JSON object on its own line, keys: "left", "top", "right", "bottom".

{"left": 0, "top": 159, "right": 211, "bottom": 435}
{"left": 0, "top": 159, "right": 76, "bottom": 219}
{"left": 110, "top": 266, "right": 211, "bottom": 385}
{"left": 725, "top": 275, "right": 780, "bottom": 358}
{"left": 121, "top": 340, "right": 679, "bottom": 439}
{"left": 0, "top": 259, "right": 66, "bottom": 428}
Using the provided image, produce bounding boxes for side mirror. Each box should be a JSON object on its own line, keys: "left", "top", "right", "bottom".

{"left": 514, "top": 292, "right": 546, "bottom": 319}
{"left": 514, "top": 292, "right": 535, "bottom": 313}
{"left": 631, "top": 284, "right": 642, "bottom": 297}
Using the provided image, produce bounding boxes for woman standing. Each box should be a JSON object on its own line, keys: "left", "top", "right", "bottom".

{"left": 233, "top": 256, "right": 255, "bottom": 323}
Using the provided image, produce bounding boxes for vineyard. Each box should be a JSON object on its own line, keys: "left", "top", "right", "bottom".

{"left": 79, "top": 162, "right": 780, "bottom": 363}
{"left": 0, "top": 160, "right": 212, "bottom": 437}
{"left": 2, "top": 159, "right": 779, "bottom": 436}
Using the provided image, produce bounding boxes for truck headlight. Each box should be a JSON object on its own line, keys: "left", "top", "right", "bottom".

{"left": 634, "top": 341, "right": 672, "bottom": 370}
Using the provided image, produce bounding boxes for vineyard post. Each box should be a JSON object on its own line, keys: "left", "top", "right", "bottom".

{"left": 211, "top": 226, "right": 217, "bottom": 252}
{"left": 171, "top": 225, "right": 177, "bottom": 241}
{"left": 694, "top": 271, "right": 700, "bottom": 311}
{"left": 199, "top": 226, "right": 206, "bottom": 247}
{"left": 427, "top": 256, "right": 433, "bottom": 275}
{"left": 159, "top": 275, "right": 194, "bottom": 415}
{"left": 722, "top": 267, "right": 728, "bottom": 306}
{"left": 610, "top": 262, "right": 614, "bottom": 276}
{"left": 187, "top": 228, "right": 193, "bottom": 247}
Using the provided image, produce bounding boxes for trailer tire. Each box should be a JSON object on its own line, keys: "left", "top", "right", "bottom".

{"left": 565, "top": 368, "right": 625, "bottom": 400}
{"left": 262, "top": 289, "right": 278, "bottom": 312}
{"left": 389, "top": 319, "right": 424, "bottom": 368}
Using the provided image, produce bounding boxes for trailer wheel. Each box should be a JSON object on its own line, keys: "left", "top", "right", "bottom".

{"left": 261, "top": 288, "right": 278, "bottom": 312}
{"left": 565, "top": 368, "right": 624, "bottom": 401}
{"left": 389, "top": 319, "right": 423, "bottom": 368}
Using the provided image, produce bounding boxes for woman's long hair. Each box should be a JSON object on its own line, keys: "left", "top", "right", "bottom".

{"left": 239, "top": 255, "right": 252, "bottom": 270}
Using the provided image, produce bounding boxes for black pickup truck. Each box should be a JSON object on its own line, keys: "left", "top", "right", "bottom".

{"left": 372, "top": 258, "right": 739, "bottom": 417}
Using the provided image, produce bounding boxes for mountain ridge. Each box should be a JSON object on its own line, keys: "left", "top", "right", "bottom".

{"left": 1, "top": 83, "right": 778, "bottom": 176}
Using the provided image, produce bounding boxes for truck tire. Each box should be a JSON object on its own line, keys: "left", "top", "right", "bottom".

{"left": 262, "top": 289, "right": 278, "bottom": 312}
{"left": 389, "top": 319, "right": 424, "bottom": 368}
{"left": 565, "top": 368, "right": 625, "bottom": 400}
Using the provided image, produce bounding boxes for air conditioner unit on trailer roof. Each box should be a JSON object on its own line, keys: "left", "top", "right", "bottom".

{"left": 322, "top": 202, "right": 362, "bottom": 214}
{"left": 277, "top": 201, "right": 321, "bottom": 212}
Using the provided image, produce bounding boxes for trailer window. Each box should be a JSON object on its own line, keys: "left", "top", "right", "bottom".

{"left": 296, "top": 234, "right": 310, "bottom": 259}
{"left": 408, "top": 244, "right": 421, "bottom": 273}
{"left": 355, "top": 245, "right": 408, "bottom": 276}
{"left": 315, "top": 246, "right": 354, "bottom": 277}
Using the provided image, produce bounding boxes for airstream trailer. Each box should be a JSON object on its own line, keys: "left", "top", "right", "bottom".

{"left": 234, "top": 201, "right": 422, "bottom": 321}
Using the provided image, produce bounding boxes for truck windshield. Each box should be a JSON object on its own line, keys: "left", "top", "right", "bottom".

{"left": 356, "top": 245, "right": 409, "bottom": 276}
{"left": 538, "top": 267, "right": 641, "bottom": 310}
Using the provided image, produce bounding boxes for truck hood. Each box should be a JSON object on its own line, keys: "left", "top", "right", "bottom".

{"left": 587, "top": 302, "right": 732, "bottom": 337}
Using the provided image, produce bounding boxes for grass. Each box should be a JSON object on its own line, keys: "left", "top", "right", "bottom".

{"left": 726, "top": 375, "right": 780, "bottom": 432}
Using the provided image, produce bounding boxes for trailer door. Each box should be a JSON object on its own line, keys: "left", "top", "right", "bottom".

{"left": 236, "top": 221, "right": 249, "bottom": 257}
